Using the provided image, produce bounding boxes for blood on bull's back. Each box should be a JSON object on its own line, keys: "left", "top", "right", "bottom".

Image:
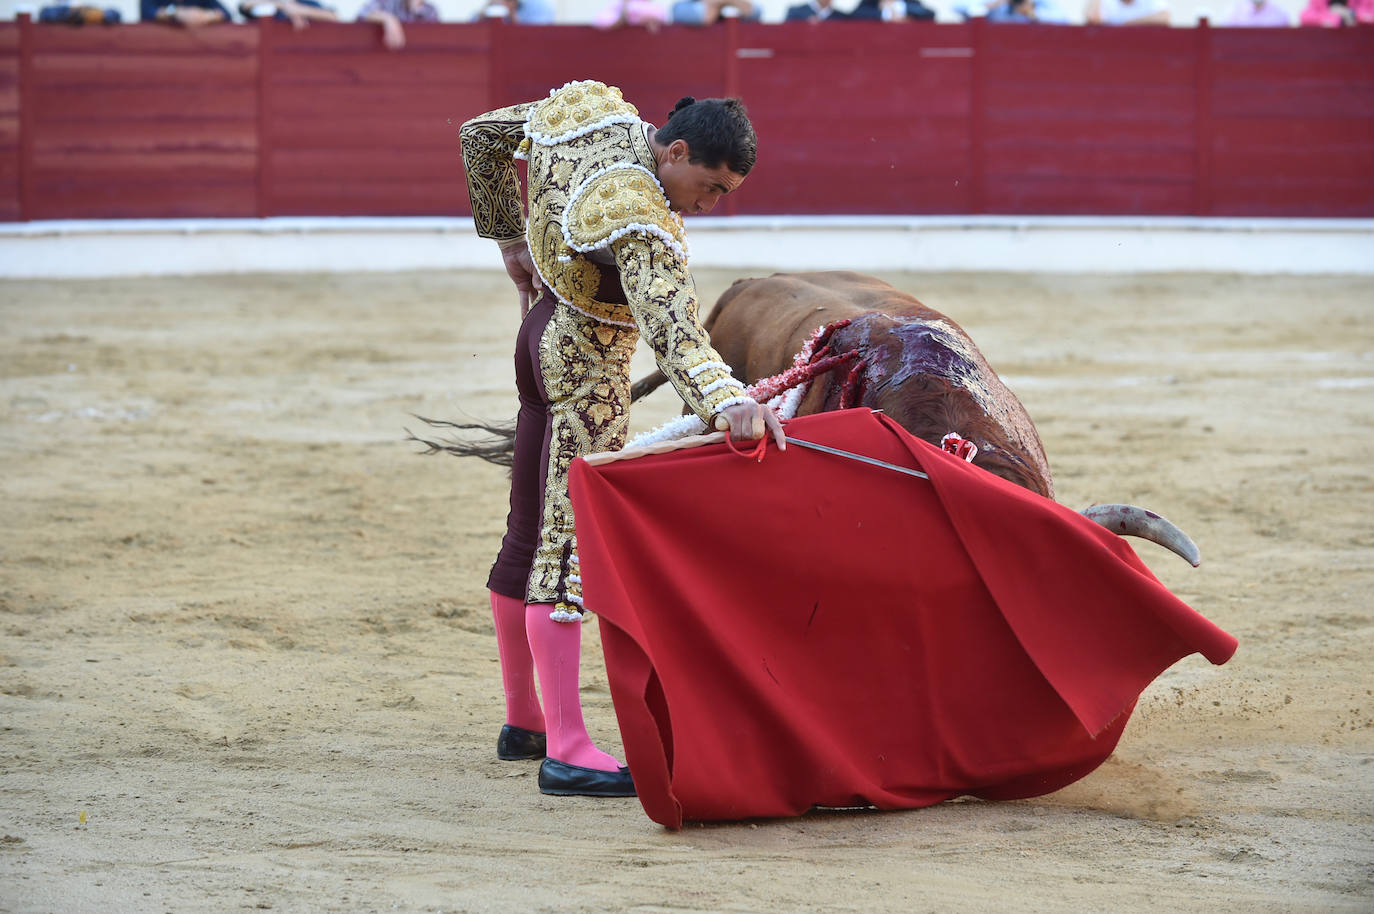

{"left": 702, "top": 271, "right": 1054, "bottom": 498}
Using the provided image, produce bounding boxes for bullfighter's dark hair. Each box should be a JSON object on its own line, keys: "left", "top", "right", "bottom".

{"left": 657, "top": 97, "right": 757, "bottom": 177}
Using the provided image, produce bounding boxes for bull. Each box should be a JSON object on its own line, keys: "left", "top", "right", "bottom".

{"left": 630, "top": 270, "right": 1200, "bottom": 565}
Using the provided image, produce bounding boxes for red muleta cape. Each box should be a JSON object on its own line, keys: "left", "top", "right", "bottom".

{"left": 568, "top": 409, "right": 1237, "bottom": 829}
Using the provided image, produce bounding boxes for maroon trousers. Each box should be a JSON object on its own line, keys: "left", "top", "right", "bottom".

{"left": 485, "top": 265, "right": 633, "bottom": 604}
{"left": 486, "top": 294, "right": 557, "bottom": 603}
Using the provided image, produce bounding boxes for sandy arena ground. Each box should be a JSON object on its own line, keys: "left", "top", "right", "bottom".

{"left": 1, "top": 269, "right": 1371, "bottom": 913}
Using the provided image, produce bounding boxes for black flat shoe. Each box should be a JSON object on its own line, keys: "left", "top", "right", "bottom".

{"left": 497, "top": 724, "right": 547, "bottom": 761}
{"left": 538, "top": 758, "right": 636, "bottom": 797}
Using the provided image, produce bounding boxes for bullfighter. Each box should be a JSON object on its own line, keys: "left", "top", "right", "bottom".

{"left": 459, "top": 82, "right": 784, "bottom": 798}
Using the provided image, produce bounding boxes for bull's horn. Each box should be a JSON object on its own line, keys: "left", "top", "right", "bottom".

{"left": 1080, "top": 504, "right": 1201, "bottom": 567}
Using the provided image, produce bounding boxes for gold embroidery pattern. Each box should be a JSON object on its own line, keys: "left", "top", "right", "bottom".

{"left": 566, "top": 167, "right": 686, "bottom": 257}
{"left": 528, "top": 304, "right": 638, "bottom": 607}
{"left": 524, "top": 118, "right": 657, "bottom": 326}
{"left": 614, "top": 233, "right": 746, "bottom": 422}
{"left": 526, "top": 81, "right": 638, "bottom": 143}
{"left": 459, "top": 101, "right": 533, "bottom": 242}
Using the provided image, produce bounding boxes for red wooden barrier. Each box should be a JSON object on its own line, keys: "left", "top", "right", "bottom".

{"left": 24, "top": 21, "right": 259, "bottom": 219}
{"left": 262, "top": 21, "right": 487, "bottom": 216}
{"left": 730, "top": 22, "right": 977, "bottom": 215}
{"left": 1, "top": 22, "right": 20, "bottom": 221}
{"left": 978, "top": 23, "right": 1201, "bottom": 215}
{"left": 8, "top": 18, "right": 1374, "bottom": 222}
{"left": 1210, "top": 27, "right": 1374, "bottom": 216}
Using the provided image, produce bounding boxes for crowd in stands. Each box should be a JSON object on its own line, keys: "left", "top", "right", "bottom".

{"left": 27, "top": 0, "right": 1372, "bottom": 55}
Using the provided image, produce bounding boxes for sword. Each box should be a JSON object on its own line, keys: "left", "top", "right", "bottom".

{"left": 783, "top": 436, "right": 929, "bottom": 481}
{"left": 582, "top": 426, "right": 929, "bottom": 482}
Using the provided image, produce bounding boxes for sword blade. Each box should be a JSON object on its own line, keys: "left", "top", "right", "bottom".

{"left": 783, "top": 436, "right": 930, "bottom": 481}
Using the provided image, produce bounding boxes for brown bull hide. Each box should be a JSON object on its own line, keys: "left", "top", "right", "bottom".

{"left": 701, "top": 271, "right": 1055, "bottom": 499}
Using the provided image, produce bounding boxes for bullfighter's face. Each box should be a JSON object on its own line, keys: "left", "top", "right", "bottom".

{"left": 657, "top": 139, "right": 746, "bottom": 216}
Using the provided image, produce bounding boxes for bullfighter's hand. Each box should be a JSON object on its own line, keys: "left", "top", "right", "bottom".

{"left": 499, "top": 238, "right": 542, "bottom": 318}
{"left": 716, "top": 400, "right": 786, "bottom": 451}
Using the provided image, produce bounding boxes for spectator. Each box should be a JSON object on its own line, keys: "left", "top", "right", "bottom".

{"left": 358, "top": 0, "right": 436, "bottom": 50}
{"left": 1299, "top": 0, "right": 1374, "bottom": 25}
{"left": 477, "top": 0, "right": 556, "bottom": 23}
{"left": 1222, "top": 0, "right": 1290, "bottom": 24}
{"left": 985, "top": 0, "right": 1035, "bottom": 19}
{"left": 239, "top": 0, "right": 337, "bottom": 27}
{"left": 1085, "top": 0, "right": 1169, "bottom": 24}
{"left": 984, "top": 0, "right": 1072, "bottom": 21}
{"left": 670, "top": 0, "right": 761, "bottom": 25}
{"left": 594, "top": 0, "right": 670, "bottom": 30}
{"left": 142, "top": 0, "right": 231, "bottom": 26}
{"left": 785, "top": 0, "right": 845, "bottom": 19}
{"left": 38, "top": 3, "right": 122, "bottom": 22}
{"left": 848, "top": 0, "right": 937, "bottom": 20}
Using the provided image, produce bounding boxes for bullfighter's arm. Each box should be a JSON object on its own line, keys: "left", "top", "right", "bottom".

{"left": 613, "top": 234, "right": 751, "bottom": 423}
{"left": 459, "top": 102, "right": 535, "bottom": 244}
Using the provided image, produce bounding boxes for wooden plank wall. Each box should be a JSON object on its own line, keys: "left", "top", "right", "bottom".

{"left": 978, "top": 24, "right": 1200, "bottom": 216}
{"left": 731, "top": 22, "right": 975, "bottom": 216}
{"left": 6, "top": 20, "right": 1374, "bottom": 221}
{"left": 491, "top": 24, "right": 728, "bottom": 120}
{"left": 263, "top": 22, "right": 485, "bottom": 217}
{"left": 27, "top": 23, "right": 259, "bottom": 219}
{"left": 1209, "top": 28, "right": 1374, "bottom": 217}
{"left": 0, "top": 23, "right": 19, "bottom": 221}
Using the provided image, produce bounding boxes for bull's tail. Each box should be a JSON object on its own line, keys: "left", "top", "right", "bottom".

{"left": 630, "top": 369, "right": 669, "bottom": 402}
{"left": 406, "top": 415, "right": 516, "bottom": 468}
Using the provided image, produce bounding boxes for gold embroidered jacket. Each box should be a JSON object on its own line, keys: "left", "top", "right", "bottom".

{"left": 459, "top": 80, "right": 749, "bottom": 422}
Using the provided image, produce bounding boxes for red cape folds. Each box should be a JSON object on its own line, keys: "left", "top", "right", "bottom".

{"left": 568, "top": 410, "right": 1237, "bottom": 829}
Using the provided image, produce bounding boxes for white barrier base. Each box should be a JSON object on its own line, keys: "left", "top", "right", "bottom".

{"left": 1, "top": 215, "right": 1371, "bottom": 278}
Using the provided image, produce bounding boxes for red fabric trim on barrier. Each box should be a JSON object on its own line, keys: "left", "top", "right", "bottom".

{"left": 569, "top": 410, "right": 1237, "bottom": 828}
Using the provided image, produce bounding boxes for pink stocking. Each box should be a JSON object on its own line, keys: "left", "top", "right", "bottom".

{"left": 490, "top": 591, "right": 545, "bottom": 732}
{"left": 525, "top": 604, "right": 620, "bottom": 772}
